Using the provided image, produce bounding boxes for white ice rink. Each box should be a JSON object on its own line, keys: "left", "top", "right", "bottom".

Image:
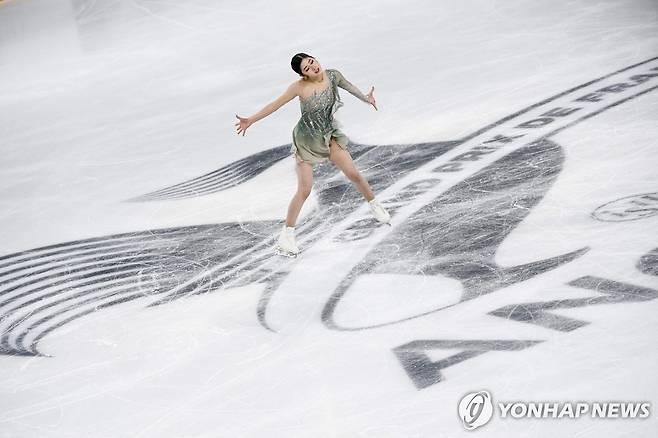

{"left": 1, "top": 0, "right": 657, "bottom": 437}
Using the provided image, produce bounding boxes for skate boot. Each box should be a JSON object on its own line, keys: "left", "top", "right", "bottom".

{"left": 275, "top": 224, "right": 301, "bottom": 257}
{"left": 368, "top": 198, "right": 391, "bottom": 225}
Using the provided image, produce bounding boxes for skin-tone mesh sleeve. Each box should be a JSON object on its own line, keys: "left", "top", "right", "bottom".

{"left": 334, "top": 69, "right": 370, "bottom": 103}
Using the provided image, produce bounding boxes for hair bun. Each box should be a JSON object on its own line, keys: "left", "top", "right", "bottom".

{"left": 291, "top": 52, "right": 313, "bottom": 76}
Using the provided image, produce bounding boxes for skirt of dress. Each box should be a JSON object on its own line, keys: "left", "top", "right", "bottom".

{"left": 290, "top": 119, "right": 349, "bottom": 165}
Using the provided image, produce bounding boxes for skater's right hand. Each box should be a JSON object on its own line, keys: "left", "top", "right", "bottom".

{"left": 234, "top": 114, "right": 253, "bottom": 136}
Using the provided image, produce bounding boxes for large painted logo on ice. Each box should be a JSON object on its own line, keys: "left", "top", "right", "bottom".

{"left": 1, "top": 57, "right": 657, "bottom": 390}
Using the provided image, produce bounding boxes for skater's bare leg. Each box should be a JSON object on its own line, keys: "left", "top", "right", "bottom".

{"left": 328, "top": 138, "right": 375, "bottom": 201}
{"left": 285, "top": 156, "right": 313, "bottom": 227}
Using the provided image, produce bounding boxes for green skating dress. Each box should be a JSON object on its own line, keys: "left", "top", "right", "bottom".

{"left": 291, "top": 68, "right": 370, "bottom": 165}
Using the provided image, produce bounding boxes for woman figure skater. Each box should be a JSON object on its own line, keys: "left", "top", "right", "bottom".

{"left": 234, "top": 53, "right": 390, "bottom": 257}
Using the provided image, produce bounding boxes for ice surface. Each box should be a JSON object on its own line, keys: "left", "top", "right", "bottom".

{"left": 1, "top": 0, "right": 657, "bottom": 437}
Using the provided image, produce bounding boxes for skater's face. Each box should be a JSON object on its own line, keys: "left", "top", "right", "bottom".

{"left": 300, "top": 57, "right": 322, "bottom": 80}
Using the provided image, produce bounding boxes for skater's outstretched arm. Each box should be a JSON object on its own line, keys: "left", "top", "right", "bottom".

{"left": 235, "top": 83, "right": 298, "bottom": 136}
{"left": 334, "top": 69, "right": 378, "bottom": 111}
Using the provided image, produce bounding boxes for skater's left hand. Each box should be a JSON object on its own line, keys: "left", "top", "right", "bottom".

{"left": 366, "top": 86, "right": 377, "bottom": 111}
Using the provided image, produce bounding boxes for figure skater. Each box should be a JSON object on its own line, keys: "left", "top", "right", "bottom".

{"left": 234, "top": 53, "right": 390, "bottom": 257}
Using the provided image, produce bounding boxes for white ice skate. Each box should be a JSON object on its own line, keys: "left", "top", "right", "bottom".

{"left": 274, "top": 224, "right": 301, "bottom": 257}
{"left": 368, "top": 198, "right": 391, "bottom": 225}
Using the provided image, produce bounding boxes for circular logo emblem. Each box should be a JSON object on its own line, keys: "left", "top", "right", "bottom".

{"left": 458, "top": 390, "right": 494, "bottom": 430}
{"left": 592, "top": 192, "right": 658, "bottom": 222}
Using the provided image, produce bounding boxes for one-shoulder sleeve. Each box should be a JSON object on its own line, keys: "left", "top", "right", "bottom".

{"left": 332, "top": 69, "right": 370, "bottom": 103}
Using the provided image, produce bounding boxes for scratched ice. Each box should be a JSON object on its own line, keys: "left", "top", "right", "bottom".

{"left": 1, "top": 0, "right": 657, "bottom": 437}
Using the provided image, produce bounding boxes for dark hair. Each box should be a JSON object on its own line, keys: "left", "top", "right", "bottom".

{"left": 291, "top": 52, "right": 314, "bottom": 77}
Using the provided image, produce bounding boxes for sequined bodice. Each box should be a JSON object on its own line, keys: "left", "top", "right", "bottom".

{"left": 298, "top": 72, "right": 337, "bottom": 132}
{"left": 294, "top": 68, "right": 368, "bottom": 134}
{"left": 300, "top": 82, "right": 333, "bottom": 112}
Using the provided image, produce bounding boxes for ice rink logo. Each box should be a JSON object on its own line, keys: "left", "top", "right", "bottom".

{"left": 1, "top": 57, "right": 657, "bottom": 360}
{"left": 592, "top": 192, "right": 658, "bottom": 222}
{"left": 458, "top": 390, "right": 494, "bottom": 430}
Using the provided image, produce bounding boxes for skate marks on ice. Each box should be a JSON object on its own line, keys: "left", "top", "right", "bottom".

{"left": 123, "top": 147, "right": 292, "bottom": 202}
{"left": 263, "top": 55, "right": 658, "bottom": 331}
{"left": 393, "top": 260, "right": 658, "bottom": 390}
{"left": 591, "top": 192, "right": 658, "bottom": 222}
{"left": 123, "top": 140, "right": 377, "bottom": 203}
{"left": 637, "top": 248, "right": 658, "bottom": 277}
{"left": 0, "top": 222, "right": 283, "bottom": 357}
{"left": 320, "top": 139, "right": 589, "bottom": 331}
{"left": 1, "top": 57, "right": 657, "bottom": 362}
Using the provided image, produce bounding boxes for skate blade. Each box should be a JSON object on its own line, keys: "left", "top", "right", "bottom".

{"left": 274, "top": 246, "right": 300, "bottom": 258}
{"left": 372, "top": 215, "right": 392, "bottom": 226}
